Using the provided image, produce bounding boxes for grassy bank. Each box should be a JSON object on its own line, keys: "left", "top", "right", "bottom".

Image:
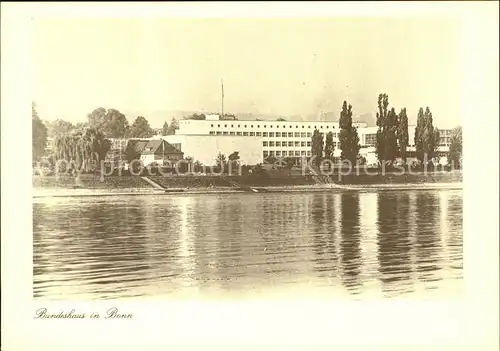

{"left": 33, "top": 174, "right": 152, "bottom": 189}
{"left": 33, "top": 170, "right": 462, "bottom": 190}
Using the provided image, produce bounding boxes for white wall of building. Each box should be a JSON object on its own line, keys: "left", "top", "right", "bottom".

{"left": 177, "top": 119, "right": 368, "bottom": 137}
{"left": 163, "top": 135, "right": 263, "bottom": 166}
{"left": 172, "top": 119, "right": 452, "bottom": 163}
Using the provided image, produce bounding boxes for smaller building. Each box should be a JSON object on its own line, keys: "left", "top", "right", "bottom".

{"left": 126, "top": 139, "right": 184, "bottom": 166}
{"left": 163, "top": 134, "right": 263, "bottom": 166}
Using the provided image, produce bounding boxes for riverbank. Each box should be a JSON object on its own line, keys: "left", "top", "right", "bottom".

{"left": 33, "top": 183, "right": 463, "bottom": 198}
{"left": 32, "top": 171, "right": 463, "bottom": 198}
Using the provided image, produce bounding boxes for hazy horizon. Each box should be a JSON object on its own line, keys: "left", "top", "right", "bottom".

{"left": 34, "top": 18, "right": 462, "bottom": 128}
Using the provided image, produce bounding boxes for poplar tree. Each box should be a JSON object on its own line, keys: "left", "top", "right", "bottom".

{"left": 448, "top": 126, "right": 462, "bottom": 168}
{"left": 338, "top": 101, "right": 360, "bottom": 165}
{"left": 375, "top": 94, "right": 399, "bottom": 166}
{"left": 311, "top": 129, "right": 324, "bottom": 167}
{"left": 375, "top": 94, "right": 389, "bottom": 165}
{"left": 397, "top": 108, "right": 409, "bottom": 164}
{"left": 414, "top": 107, "right": 425, "bottom": 163}
{"left": 414, "top": 107, "right": 439, "bottom": 165}
{"left": 161, "top": 121, "right": 169, "bottom": 136}
{"left": 324, "top": 132, "right": 335, "bottom": 161}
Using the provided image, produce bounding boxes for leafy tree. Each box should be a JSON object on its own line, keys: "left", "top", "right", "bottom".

{"left": 385, "top": 108, "right": 399, "bottom": 163}
{"left": 375, "top": 94, "right": 389, "bottom": 165}
{"left": 87, "top": 107, "right": 107, "bottom": 128}
{"left": 75, "top": 122, "right": 89, "bottom": 131}
{"left": 184, "top": 113, "right": 206, "bottom": 120}
{"left": 414, "top": 107, "right": 439, "bottom": 164}
{"left": 284, "top": 157, "right": 295, "bottom": 169}
{"left": 52, "top": 127, "right": 111, "bottom": 172}
{"left": 124, "top": 141, "right": 141, "bottom": 163}
{"left": 324, "top": 132, "right": 335, "bottom": 161}
{"left": 397, "top": 108, "right": 409, "bottom": 164}
{"left": 265, "top": 155, "right": 278, "bottom": 165}
{"left": 228, "top": 151, "right": 240, "bottom": 162}
{"left": 276, "top": 117, "right": 287, "bottom": 121}
{"left": 87, "top": 107, "right": 129, "bottom": 138}
{"left": 448, "top": 126, "right": 462, "bottom": 168}
{"left": 311, "top": 129, "right": 324, "bottom": 167}
{"left": 431, "top": 128, "right": 440, "bottom": 163}
{"left": 128, "top": 116, "right": 154, "bottom": 138}
{"left": 228, "top": 151, "right": 240, "bottom": 173}
{"left": 338, "top": 101, "right": 361, "bottom": 165}
{"left": 161, "top": 121, "right": 169, "bottom": 136}
{"left": 32, "top": 102, "right": 48, "bottom": 162}
{"left": 216, "top": 152, "right": 226, "bottom": 166}
{"left": 193, "top": 160, "right": 204, "bottom": 173}
{"left": 414, "top": 107, "right": 425, "bottom": 163}
{"left": 166, "top": 117, "right": 179, "bottom": 135}
{"left": 46, "top": 119, "right": 75, "bottom": 137}
{"left": 375, "top": 94, "right": 398, "bottom": 166}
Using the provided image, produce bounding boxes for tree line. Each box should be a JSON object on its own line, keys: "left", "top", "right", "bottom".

{"left": 310, "top": 94, "right": 463, "bottom": 168}
{"left": 310, "top": 101, "right": 361, "bottom": 167}
{"left": 32, "top": 104, "right": 182, "bottom": 169}
{"left": 44, "top": 107, "right": 180, "bottom": 140}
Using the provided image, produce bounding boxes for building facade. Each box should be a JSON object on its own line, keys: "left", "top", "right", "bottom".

{"left": 175, "top": 118, "right": 368, "bottom": 161}
{"left": 126, "top": 139, "right": 184, "bottom": 166}
{"left": 169, "top": 116, "right": 453, "bottom": 165}
{"left": 163, "top": 134, "right": 263, "bottom": 166}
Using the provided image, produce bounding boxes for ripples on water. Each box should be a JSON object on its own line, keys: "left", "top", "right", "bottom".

{"left": 33, "top": 190, "right": 463, "bottom": 300}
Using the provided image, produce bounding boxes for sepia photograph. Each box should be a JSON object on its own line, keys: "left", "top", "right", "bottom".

{"left": 32, "top": 15, "right": 464, "bottom": 301}
{"left": 32, "top": 18, "right": 463, "bottom": 299}
{"left": 2, "top": 2, "right": 499, "bottom": 350}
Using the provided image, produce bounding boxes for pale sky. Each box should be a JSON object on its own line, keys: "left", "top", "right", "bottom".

{"left": 34, "top": 18, "right": 461, "bottom": 127}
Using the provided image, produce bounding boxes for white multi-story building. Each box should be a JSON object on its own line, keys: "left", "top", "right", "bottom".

{"left": 173, "top": 118, "right": 367, "bottom": 159}
{"left": 163, "top": 114, "right": 453, "bottom": 166}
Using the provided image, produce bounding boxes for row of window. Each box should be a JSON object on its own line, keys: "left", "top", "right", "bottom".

{"left": 208, "top": 131, "right": 338, "bottom": 138}
{"left": 264, "top": 150, "right": 312, "bottom": 157}
{"left": 364, "top": 134, "right": 377, "bottom": 145}
{"left": 263, "top": 141, "right": 340, "bottom": 148}
{"left": 210, "top": 123, "right": 338, "bottom": 129}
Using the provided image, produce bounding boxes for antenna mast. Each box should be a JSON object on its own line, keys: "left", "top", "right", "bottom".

{"left": 221, "top": 78, "right": 224, "bottom": 119}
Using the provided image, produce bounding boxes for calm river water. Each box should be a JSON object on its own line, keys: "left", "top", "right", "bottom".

{"left": 33, "top": 189, "right": 463, "bottom": 300}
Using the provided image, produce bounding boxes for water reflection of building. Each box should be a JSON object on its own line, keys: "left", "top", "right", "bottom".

{"left": 176, "top": 196, "right": 197, "bottom": 291}
{"left": 258, "top": 195, "right": 297, "bottom": 277}
{"left": 212, "top": 195, "right": 245, "bottom": 292}
{"left": 191, "top": 196, "right": 221, "bottom": 293}
{"left": 357, "top": 192, "right": 380, "bottom": 293}
{"left": 144, "top": 197, "right": 190, "bottom": 292}
{"left": 187, "top": 193, "right": 321, "bottom": 294}
{"left": 340, "top": 193, "right": 362, "bottom": 293}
